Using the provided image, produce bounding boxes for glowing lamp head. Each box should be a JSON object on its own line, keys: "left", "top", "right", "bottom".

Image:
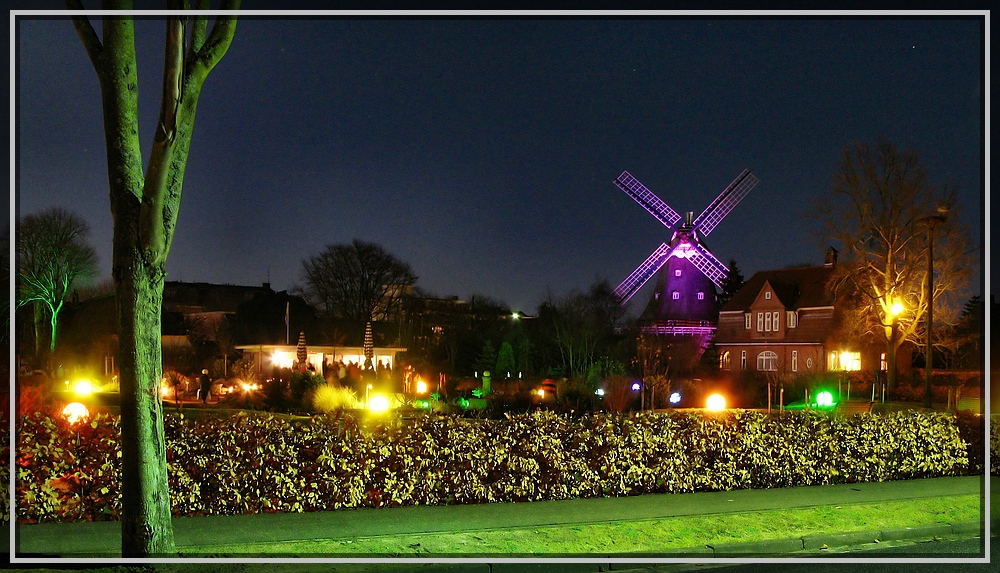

{"left": 74, "top": 380, "right": 94, "bottom": 395}
{"left": 816, "top": 391, "right": 834, "bottom": 407}
{"left": 706, "top": 394, "right": 727, "bottom": 411}
{"left": 890, "top": 301, "right": 904, "bottom": 317}
{"left": 631, "top": 382, "right": 641, "bottom": 392}
{"left": 669, "top": 392, "right": 682, "bottom": 404}
{"left": 368, "top": 394, "right": 390, "bottom": 413}
{"left": 62, "top": 402, "right": 90, "bottom": 425}
{"left": 415, "top": 379, "right": 428, "bottom": 394}
{"left": 595, "top": 388, "right": 605, "bottom": 396}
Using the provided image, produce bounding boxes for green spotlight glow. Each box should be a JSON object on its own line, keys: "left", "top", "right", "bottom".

{"left": 816, "top": 391, "right": 834, "bottom": 407}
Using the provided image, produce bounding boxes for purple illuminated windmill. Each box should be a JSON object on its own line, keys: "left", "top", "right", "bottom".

{"left": 613, "top": 169, "right": 759, "bottom": 337}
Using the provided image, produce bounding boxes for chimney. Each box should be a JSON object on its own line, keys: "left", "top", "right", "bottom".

{"left": 824, "top": 247, "right": 838, "bottom": 267}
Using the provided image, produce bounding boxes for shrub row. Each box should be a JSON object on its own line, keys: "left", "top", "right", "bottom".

{"left": 12, "top": 409, "right": 992, "bottom": 523}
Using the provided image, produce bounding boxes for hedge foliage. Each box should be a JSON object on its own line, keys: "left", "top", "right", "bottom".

{"left": 11, "top": 409, "right": 994, "bottom": 524}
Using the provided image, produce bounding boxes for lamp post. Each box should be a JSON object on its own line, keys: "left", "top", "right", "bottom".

{"left": 917, "top": 208, "right": 947, "bottom": 409}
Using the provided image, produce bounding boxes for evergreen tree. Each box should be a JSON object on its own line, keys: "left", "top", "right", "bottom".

{"left": 474, "top": 339, "right": 497, "bottom": 375}
{"left": 718, "top": 259, "right": 745, "bottom": 307}
{"left": 496, "top": 341, "right": 515, "bottom": 378}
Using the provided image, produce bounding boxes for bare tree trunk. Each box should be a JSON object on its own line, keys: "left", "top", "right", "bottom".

{"left": 114, "top": 245, "right": 174, "bottom": 555}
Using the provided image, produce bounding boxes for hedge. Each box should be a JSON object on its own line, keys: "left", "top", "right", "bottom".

{"left": 8, "top": 409, "right": 996, "bottom": 524}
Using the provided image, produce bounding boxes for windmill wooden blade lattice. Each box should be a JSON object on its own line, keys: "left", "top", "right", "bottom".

{"left": 614, "top": 171, "right": 683, "bottom": 231}
{"left": 692, "top": 169, "right": 759, "bottom": 237}
{"left": 613, "top": 242, "right": 671, "bottom": 304}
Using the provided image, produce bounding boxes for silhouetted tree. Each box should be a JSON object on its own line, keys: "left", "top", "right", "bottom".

{"left": 69, "top": 1, "right": 240, "bottom": 556}
{"left": 16, "top": 207, "right": 98, "bottom": 362}
{"left": 718, "top": 259, "right": 745, "bottom": 307}
{"left": 300, "top": 239, "right": 417, "bottom": 340}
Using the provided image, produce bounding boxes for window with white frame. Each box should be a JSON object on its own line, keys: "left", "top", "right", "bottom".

{"left": 791, "top": 350, "right": 798, "bottom": 372}
{"left": 757, "top": 351, "right": 778, "bottom": 371}
{"left": 773, "top": 311, "right": 780, "bottom": 330}
{"left": 765, "top": 291, "right": 771, "bottom": 299}
{"left": 765, "top": 312, "right": 772, "bottom": 331}
{"left": 745, "top": 313, "right": 751, "bottom": 329}
{"left": 787, "top": 311, "right": 797, "bottom": 328}
{"left": 720, "top": 351, "right": 731, "bottom": 370}
{"left": 757, "top": 312, "right": 763, "bottom": 331}
{"left": 741, "top": 350, "right": 747, "bottom": 370}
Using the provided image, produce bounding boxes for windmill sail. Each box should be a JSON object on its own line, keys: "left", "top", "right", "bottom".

{"left": 615, "top": 171, "right": 683, "bottom": 230}
{"left": 692, "top": 170, "right": 759, "bottom": 237}
{"left": 614, "top": 242, "right": 671, "bottom": 304}
{"left": 686, "top": 242, "right": 729, "bottom": 289}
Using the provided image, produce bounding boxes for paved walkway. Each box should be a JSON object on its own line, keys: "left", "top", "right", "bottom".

{"left": 11, "top": 475, "right": 993, "bottom": 558}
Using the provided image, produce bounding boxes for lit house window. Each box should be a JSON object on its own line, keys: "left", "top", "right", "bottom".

{"left": 757, "top": 351, "right": 778, "bottom": 371}
{"left": 720, "top": 351, "right": 731, "bottom": 370}
{"left": 880, "top": 352, "right": 887, "bottom": 371}
{"left": 672, "top": 291, "right": 680, "bottom": 300}
{"left": 745, "top": 313, "right": 751, "bottom": 329}
{"left": 830, "top": 351, "right": 861, "bottom": 371}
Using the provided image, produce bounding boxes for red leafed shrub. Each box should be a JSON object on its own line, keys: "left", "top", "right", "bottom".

{"left": 13, "top": 408, "right": 987, "bottom": 523}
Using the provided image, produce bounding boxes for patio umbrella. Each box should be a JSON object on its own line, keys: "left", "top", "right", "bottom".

{"left": 363, "top": 321, "right": 374, "bottom": 361}
{"left": 296, "top": 330, "right": 307, "bottom": 367}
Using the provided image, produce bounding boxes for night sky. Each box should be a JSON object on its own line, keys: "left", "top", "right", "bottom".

{"left": 14, "top": 11, "right": 986, "bottom": 315}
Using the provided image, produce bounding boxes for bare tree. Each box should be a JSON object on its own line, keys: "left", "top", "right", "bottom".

{"left": 16, "top": 207, "right": 98, "bottom": 360}
{"left": 814, "top": 138, "right": 972, "bottom": 387}
{"left": 68, "top": 0, "right": 240, "bottom": 556}
{"left": 300, "top": 239, "right": 417, "bottom": 336}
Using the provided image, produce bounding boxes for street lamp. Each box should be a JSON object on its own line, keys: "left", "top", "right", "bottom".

{"left": 917, "top": 207, "right": 948, "bottom": 409}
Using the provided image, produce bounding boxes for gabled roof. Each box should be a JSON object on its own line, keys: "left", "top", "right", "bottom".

{"left": 721, "top": 265, "right": 835, "bottom": 312}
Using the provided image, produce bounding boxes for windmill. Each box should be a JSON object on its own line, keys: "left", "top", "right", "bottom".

{"left": 613, "top": 169, "right": 759, "bottom": 337}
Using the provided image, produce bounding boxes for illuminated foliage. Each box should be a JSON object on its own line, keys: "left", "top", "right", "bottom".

{"left": 13, "top": 409, "right": 988, "bottom": 524}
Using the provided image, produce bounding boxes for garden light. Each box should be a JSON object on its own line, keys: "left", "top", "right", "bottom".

{"left": 669, "top": 392, "right": 682, "bottom": 404}
{"left": 816, "top": 391, "right": 834, "bottom": 407}
{"left": 62, "top": 402, "right": 90, "bottom": 425}
{"left": 368, "top": 394, "right": 390, "bottom": 413}
{"left": 706, "top": 393, "right": 726, "bottom": 411}
{"left": 415, "top": 379, "right": 428, "bottom": 394}
{"left": 595, "top": 388, "right": 605, "bottom": 396}
{"left": 74, "top": 380, "right": 94, "bottom": 395}
{"left": 631, "top": 382, "right": 641, "bottom": 391}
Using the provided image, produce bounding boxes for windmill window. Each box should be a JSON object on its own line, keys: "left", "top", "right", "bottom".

{"left": 672, "top": 291, "right": 680, "bottom": 300}
{"left": 675, "top": 269, "right": 682, "bottom": 277}
{"left": 757, "top": 351, "right": 778, "bottom": 371}
{"left": 654, "top": 292, "right": 660, "bottom": 300}
{"left": 697, "top": 291, "right": 705, "bottom": 300}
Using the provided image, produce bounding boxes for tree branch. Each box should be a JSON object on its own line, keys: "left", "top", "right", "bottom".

{"left": 187, "top": 0, "right": 241, "bottom": 83}
{"left": 66, "top": 1, "right": 104, "bottom": 68}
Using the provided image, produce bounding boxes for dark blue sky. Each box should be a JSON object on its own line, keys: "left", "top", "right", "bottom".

{"left": 14, "top": 12, "right": 986, "bottom": 314}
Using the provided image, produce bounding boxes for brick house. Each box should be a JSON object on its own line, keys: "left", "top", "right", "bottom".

{"left": 714, "top": 250, "right": 908, "bottom": 377}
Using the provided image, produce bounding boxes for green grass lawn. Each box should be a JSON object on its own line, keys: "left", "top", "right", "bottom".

{"left": 180, "top": 493, "right": 981, "bottom": 557}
